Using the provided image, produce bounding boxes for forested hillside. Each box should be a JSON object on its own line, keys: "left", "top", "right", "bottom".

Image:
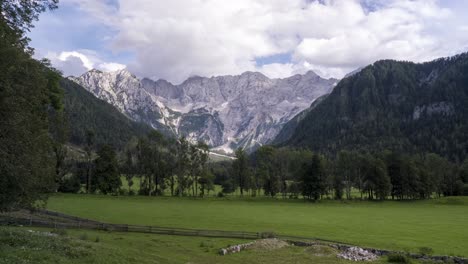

{"left": 280, "top": 54, "right": 468, "bottom": 162}
{"left": 61, "top": 78, "right": 153, "bottom": 150}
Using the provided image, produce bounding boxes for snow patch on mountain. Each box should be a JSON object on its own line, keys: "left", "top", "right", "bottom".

{"left": 70, "top": 69, "right": 337, "bottom": 152}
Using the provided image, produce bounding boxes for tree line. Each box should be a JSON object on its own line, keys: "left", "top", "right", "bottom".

{"left": 58, "top": 130, "right": 214, "bottom": 197}
{"left": 58, "top": 136, "right": 468, "bottom": 200}
{"left": 214, "top": 146, "right": 468, "bottom": 200}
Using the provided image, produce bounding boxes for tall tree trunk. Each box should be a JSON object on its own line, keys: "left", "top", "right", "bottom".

{"left": 148, "top": 174, "right": 152, "bottom": 196}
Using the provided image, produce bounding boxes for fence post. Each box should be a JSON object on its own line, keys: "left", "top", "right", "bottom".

{"left": 78, "top": 221, "right": 81, "bottom": 229}
{"left": 29, "top": 217, "right": 32, "bottom": 226}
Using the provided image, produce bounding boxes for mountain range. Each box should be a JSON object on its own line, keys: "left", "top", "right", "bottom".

{"left": 69, "top": 69, "right": 337, "bottom": 153}
{"left": 279, "top": 53, "right": 468, "bottom": 161}
{"left": 61, "top": 78, "right": 152, "bottom": 149}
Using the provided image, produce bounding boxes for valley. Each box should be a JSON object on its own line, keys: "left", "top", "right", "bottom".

{"left": 2, "top": 1, "right": 468, "bottom": 264}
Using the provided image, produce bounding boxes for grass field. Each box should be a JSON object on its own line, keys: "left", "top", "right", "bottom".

{"left": 46, "top": 194, "right": 468, "bottom": 257}
{"left": 0, "top": 227, "right": 390, "bottom": 264}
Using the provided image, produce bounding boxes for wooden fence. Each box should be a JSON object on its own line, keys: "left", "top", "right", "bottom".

{"left": 0, "top": 209, "right": 348, "bottom": 243}
{"left": 0, "top": 214, "right": 262, "bottom": 240}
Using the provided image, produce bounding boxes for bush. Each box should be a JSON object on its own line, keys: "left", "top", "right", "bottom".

{"left": 58, "top": 174, "right": 81, "bottom": 193}
{"left": 387, "top": 253, "right": 413, "bottom": 264}
{"left": 217, "top": 192, "right": 224, "bottom": 198}
{"left": 95, "top": 236, "right": 100, "bottom": 243}
{"left": 259, "top": 232, "right": 276, "bottom": 238}
{"left": 418, "top": 247, "right": 434, "bottom": 256}
{"left": 128, "top": 190, "right": 136, "bottom": 196}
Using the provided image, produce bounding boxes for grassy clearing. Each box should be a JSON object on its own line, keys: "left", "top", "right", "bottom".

{"left": 0, "top": 227, "right": 390, "bottom": 264}
{"left": 45, "top": 194, "right": 468, "bottom": 256}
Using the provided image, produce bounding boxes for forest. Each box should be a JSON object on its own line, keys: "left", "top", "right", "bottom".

{"left": 281, "top": 56, "right": 468, "bottom": 163}
{"left": 56, "top": 130, "right": 468, "bottom": 201}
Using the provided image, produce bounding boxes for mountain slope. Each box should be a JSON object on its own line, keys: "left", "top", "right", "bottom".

{"left": 273, "top": 94, "right": 328, "bottom": 144}
{"left": 279, "top": 53, "right": 468, "bottom": 161}
{"left": 71, "top": 70, "right": 337, "bottom": 153}
{"left": 61, "top": 78, "right": 153, "bottom": 149}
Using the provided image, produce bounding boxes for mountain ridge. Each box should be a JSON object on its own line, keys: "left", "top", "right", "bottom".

{"left": 277, "top": 53, "right": 468, "bottom": 161}
{"left": 70, "top": 69, "right": 337, "bottom": 153}
{"left": 61, "top": 78, "right": 153, "bottom": 150}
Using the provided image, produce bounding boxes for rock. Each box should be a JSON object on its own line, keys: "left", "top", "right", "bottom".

{"left": 71, "top": 69, "right": 336, "bottom": 152}
{"left": 219, "top": 239, "right": 288, "bottom": 255}
{"left": 337, "top": 246, "right": 378, "bottom": 261}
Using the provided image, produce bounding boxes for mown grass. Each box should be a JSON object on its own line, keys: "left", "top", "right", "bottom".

{"left": 0, "top": 227, "right": 390, "bottom": 264}
{"left": 46, "top": 194, "right": 468, "bottom": 257}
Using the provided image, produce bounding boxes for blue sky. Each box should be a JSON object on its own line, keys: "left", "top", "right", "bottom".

{"left": 29, "top": 0, "right": 468, "bottom": 83}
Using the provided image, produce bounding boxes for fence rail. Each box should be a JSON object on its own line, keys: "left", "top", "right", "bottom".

{"left": 2, "top": 214, "right": 466, "bottom": 264}
{"left": 0, "top": 214, "right": 262, "bottom": 240}
{"left": 0, "top": 209, "right": 348, "bottom": 242}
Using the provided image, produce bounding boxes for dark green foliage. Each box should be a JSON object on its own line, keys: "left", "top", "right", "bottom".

{"left": 232, "top": 148, "right": 249, "bottom": 196}
{"left": 387, "top": 253, "right": 413, "bottom": 264}
{"left": 0, "top": 15, "right": 61, "bottom": 210}
{"left": 418, "top": 247, "right": 434, "bottom": 256}
{"left": 210, "top": 161, "right": 232, "bottom": 185}
{"left": 301, "top": 154, "right": 326, "bottom": 200}
{"left": 221, "top": 180, "right": 235, "bottom": 194}
{"left": 198, "top": 168, "right": 215, "bottom": 197}
{"left": 274, "top": 94, "right": 328, "bottom": 144}
{"left": 0, "top": 0, "right": 58, "bottom": 35}
{"left": 93, "top": 145, "right": 121, "bottom": 194}
{"left": 255, "top": 146, "right": 278, "bottom": 197}
{"left": 136, "top": 131, "right": 174, "bottom": 196}
{"left": 360, "top": 155, "right": 391, "bottom": 200}
{"left": 332, "top": 173, "right": 344, "bottom": 200}
{"left": 61, "top": 78, "right": 152, "bottom": 150}
{"left": 58, "top": 174, "right": 81, "bottom": 193}
{"left": 459, "top": 159, "right": 468, "bottom": 183}
{"left": 281, "top": 55, "right": 468, "bottom": 162}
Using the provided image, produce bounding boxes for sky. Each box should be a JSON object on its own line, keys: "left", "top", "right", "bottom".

{"left": 29, "top": 0, "right": 468, "bottom": 84}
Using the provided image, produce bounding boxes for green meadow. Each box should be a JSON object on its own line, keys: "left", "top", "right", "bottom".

{"left": 0, "top": 226, "right": 390, "bottom": 264}
{"left": 46, "top": 194, "right": 468, "bottom": 257}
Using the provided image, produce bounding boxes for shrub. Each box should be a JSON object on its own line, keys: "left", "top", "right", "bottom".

{"left": 387, "top": 253, "right": 413, "bottom": 264}
{"left": 217, "top": 192, "right": 224, "bottom": 198}
{"left": 129, "top": 190, "right": 136, "bottom": 196}
{"left": 58, "top": 174, "right": 81, "bottom": 193}
{"left": 260, "top": 232, "right": 276, "bottom": 238}
{"left": 95, "top": 236, "right": 100, "bottom": 243}
{"left": 418, "top": 247, "right": 434, "bottom": 256}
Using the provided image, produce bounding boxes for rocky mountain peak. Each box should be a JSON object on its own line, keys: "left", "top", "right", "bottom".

{"left": 70, "top": 69, "right": 337, "bottom": 153}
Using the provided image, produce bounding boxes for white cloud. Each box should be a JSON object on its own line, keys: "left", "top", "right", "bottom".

{"left": 97, "top": 62, "right": 126, "bottom": 72}
{"left": 65, "top": 0, "right": 467, "bottom": 82}
{"left": 44, "top": 50, "right": 126, "bottom": 76}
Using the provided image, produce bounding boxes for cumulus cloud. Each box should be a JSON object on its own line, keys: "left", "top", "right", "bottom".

{"left": 44, "top": 50, "right": 126, "bottom": 76}
{"left": 60, "top": 0, "right": 467, "bottom": 82}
